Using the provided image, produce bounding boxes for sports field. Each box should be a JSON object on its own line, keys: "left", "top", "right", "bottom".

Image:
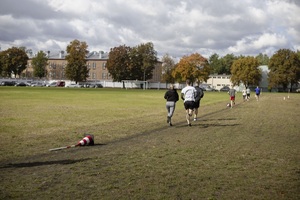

{"left": 0, "top": 87, "right": 299, "bottom": 199}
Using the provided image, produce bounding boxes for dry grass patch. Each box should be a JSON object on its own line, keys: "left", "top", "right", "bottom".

{"left": 0, "top": 88, "right": 299, "bottom": 199}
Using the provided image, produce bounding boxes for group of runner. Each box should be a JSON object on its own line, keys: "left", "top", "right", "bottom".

{"left": 164, "top": 79, "right": 261, "bottom": 126}
{"left": 164, "top": 79, "right": 204, "bottom": 127}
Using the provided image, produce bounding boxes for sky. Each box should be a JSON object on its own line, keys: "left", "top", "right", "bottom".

{"left": 0, "top": 0, "right": 299, "bottom": 60}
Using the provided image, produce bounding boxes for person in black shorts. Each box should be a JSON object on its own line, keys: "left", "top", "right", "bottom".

{"left": 193, "top": 83, "right": 204, "bottom": 121}
{"left": 181, "top": 79, "right": 197, "bottom": 126}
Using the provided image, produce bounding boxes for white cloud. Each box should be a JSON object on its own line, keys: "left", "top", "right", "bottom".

{"left": 0, "top": 0, "right": 299, "bottom": 58}
{"left": 228, "top": 33, "right": 288, "bottom": 55}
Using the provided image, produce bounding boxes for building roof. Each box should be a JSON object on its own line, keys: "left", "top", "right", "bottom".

{"left": 26, "top": 50, "right": 109, "bottom": 60}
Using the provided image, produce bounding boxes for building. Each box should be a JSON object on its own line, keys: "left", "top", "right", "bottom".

{"left": 25, "top": 50, "right": 162, "bottom": 84}
{"left": 205, "top": 74, "right": 232, "bottom": 91}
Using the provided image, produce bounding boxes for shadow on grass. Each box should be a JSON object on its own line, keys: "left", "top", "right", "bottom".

{"left": 0, "top": 158, "right": 91, "bottom": 169}
{"left": 175, "top": 123, "right": 240, "bottom": 128}
{"left": 108, "top": 106, "right": 241, "bottom": 145}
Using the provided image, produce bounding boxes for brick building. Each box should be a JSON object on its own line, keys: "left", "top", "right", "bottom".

{"left": 25, "top": 50, "right": 162, "bottom": 83}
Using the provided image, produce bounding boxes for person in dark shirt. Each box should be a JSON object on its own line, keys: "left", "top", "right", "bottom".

{"left": 164, "top": 84, "right": 179, "bottom": 126}
{"left": 255, "top": 86, "right": 261, "bottom": 101}
{"left": 193, "top": 83, "right": 204, "bottom": 121}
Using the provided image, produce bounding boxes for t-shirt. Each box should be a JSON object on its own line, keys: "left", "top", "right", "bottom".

{"left": 181, "top": 86, "right": 196, "bottom": 102}
{"left": 228, "top": 88, "right": 236, "bottom": 97}
{"left": 242, "top": 89, "right": 246, "bottom": 96}
{"left": 255, "top": 88, "right": 260, "bottom": 95}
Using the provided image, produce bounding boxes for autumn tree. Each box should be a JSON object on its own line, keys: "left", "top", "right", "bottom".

{"left": 65, "top": 40, "right": 89, "bottom": 83}
{"left": 256, "top": 53, "right": 269, "bottom": 65}
{"left": 230, "top": 56, "right": 262, "bottom": 87}
{"left": 106, "top": 45, "right": 132, "bottom": 82}
{"left": 268, "top": 49, "right": 300, "bottom": 91}
{"left": 172, "top": 53, "right": 210, "bottom": 84}
{"left": 0, "top": 47, "right": 28, "bottom": 77}
{"left": 31, "top": 51, "right": 48, "bottom": 79}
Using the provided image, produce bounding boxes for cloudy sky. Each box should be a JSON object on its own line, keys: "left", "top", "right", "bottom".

{"left": 0, "top": 0, "right": 299, "bottom": 59}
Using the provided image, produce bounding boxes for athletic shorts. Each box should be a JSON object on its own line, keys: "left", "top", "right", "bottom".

{"left": 230, "top": 96, "right": 235, "bottom": 101}
{"left": 194, "top": 100, "right": 200, "bottom": 109}
{"left": 184, "top": 101, "right": 195, "bottom": 110}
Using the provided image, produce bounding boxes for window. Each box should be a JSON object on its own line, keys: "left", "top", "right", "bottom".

{"left": 102, "top": 62, "right": 106, "bottom": 70}
{"left": 93, "top": 62, "right": 96, "bottom": 69}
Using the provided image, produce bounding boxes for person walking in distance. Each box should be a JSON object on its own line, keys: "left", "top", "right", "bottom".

{"left": 164, "top": 84, "right": 179, "bottom": 126}
{"left": 228, "top": 85, "right": 236, "bottom": 108}
{"left": 181, "top": 79, "right": 197, "bottom": 126}
{"left": 242, "top": 87, "right": 247, "bottom": 102}
{"left": 246, "top": 87, "right": 251, "bottom": 101}
{"left": 255, "top": 86, "right": 261, "bottom": 101}
{"left": 193, "top": 83, "right": 204, "bottom": 121}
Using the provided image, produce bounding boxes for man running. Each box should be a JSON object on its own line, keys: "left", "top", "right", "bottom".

{"left": 255, "top": 86, "right": 261, "bottom": 101}
{"left": 193, "top": 83, "right": 204, "bottom": 121}
{"left": 181, "top": 79, "right": 197, "bottom": 126}
{"left": 228, "top": 85, "right": 236, "bottom": 108}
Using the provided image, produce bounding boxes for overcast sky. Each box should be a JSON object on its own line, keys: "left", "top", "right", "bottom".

{"left": 0, "top": 0, "right": 299, "bottom": 59}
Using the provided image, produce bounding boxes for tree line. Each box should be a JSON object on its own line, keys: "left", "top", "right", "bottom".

{"left": 162, "top": 50, "right": 300, "bottom": 91}
{"left": 0, "top": 39, "right": 299, "bottom": 91}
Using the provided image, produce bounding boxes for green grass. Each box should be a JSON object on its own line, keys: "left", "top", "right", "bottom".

{"left": 0, "top": 87, "right": 299, "bottom": 199}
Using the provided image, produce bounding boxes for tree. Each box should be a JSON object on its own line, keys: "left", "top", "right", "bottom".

{"left": 230, "top": 56, "right": 262, "bottom": 87}
{"left": 0, "top": 47, "right": 28, "bottom": 77}
{"left": 208, "top": 53, "right": 237, "bottom": 75}
{"left": 65, "top": 40, "right": 89, "bottom": 83}
{"left": 208, "top": 53, "right": 222, "bottom": 74}
{"left": 172, "top": 53, "right": 210, "bottom": 84}
{"left": 0, "top": 51, "right": 5, "bottom": 75}
{"left": 106, "top": 42, "right": 158, "bottom": 85}
{"left": 131, "top": 42, "right": 158, "bottom": 81}
{"left": 31, "top": 51, "right": 48, "bottom": 79}
{"left": 106, "top": 45, "right": 132, "bottom": 82}
{"left": 256, "top": 53, "right": 269, "bottom": 65}
{"left": 268, "top": 49, "right": 300, "bottom": 91}
{"left": 161, "top": 53, "right": 176, "bottom": 84}
{"left": 220, "top": 53, "right": 237, "bottom": 75}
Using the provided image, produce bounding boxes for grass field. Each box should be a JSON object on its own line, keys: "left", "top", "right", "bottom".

{"left": 0, "top": 87, "right": 299, "bottom": 199}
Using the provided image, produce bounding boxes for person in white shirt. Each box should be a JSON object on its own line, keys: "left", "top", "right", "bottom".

{"left": 246, "top": 87, "right": 251, "bottom": 101}
{"left": 242, "top": 87, "right": 247, "bottom": 102}
{"left": 181, "top": 79, "right": 197, "bottom": 126}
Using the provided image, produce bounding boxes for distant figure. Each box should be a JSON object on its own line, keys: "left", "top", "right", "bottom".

{"left": 228, "top": 86, "right": 236, "bottom": 108}
{"left": 193, "top": 83, "right": 204, "bottom": 121}
{"left": 181, "top": 79, "right": 197, "bottom": 126}
{"left": 255, "top": 86, "right": 261, "bottom": 101}
{"left": 164, "top": 84, "right": 179, "bottom": 126}
{"left": 246, "top": 87, "right": 251, "bottom": 101}
{"left": 242, "top": 87, "right": 247, "bottom": 102}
